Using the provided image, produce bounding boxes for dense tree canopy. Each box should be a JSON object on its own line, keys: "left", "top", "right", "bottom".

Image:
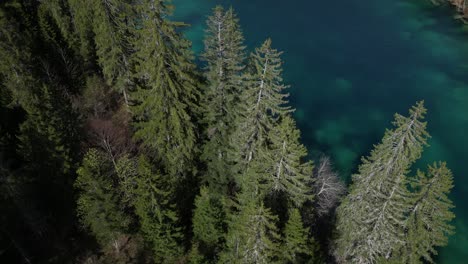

{"left": 0, "top": 1, "right": 456, "bottom": 263}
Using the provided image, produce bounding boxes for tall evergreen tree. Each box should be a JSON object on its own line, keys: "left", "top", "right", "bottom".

{"left": 1, "top": 2, "right": 86, "bottom": 261}
{"left": 221, "top": 198, "right": 281, "bottom": 263}
{"left": 192, "top": 7, "right": 245, "bottom": 260}
{"left": 390, "top": 162, "right": 455, "bottom": 264}
{"left": 18, "top": 84, "right": 79, "bottom": 179}
{"left": 130, "top": 0, "right": 200, "bottom": 177}
{"left": 200, "top": 6, "right": 246, "bottom": 192}
{"left": 230, "top": 38, "right": 292, "bottom": 183}
{"left": 68, "top": 0, "right": 133, "bottom": 102}
{"left": 130, "top": 155, "right": 184, "bottom": 263}
{"left": 259, "top": 115, "right": 313, "bottom": 205}
{"left": 192, "top": 186, "right": 226, "bottom": 259}
{"left": 0, "top": 0, "right": 37, "bottom": 106}
{"left": 75, "top": 149, "right": 130, "bottom": 247}
{"left": 0, "top": 1, "right": 460, "bottom": 263}
{"left": 37, "top": 0, "right": 84, "bottom": 94}
{"left": 37, "top": 0, "right": 77, "bottom": 50}
{"left": 282, "top": 208, "right": 315, "bottom": 263}
{"left": 222, "top": 39, "right": 308, "bottom": 264}
{"left": 16, "top": 82, "right": 81, "bottom": 248}
{"left": 334, "top": 102, "right": 430, "bottom": 263}
{"left": 67, "top": 0, "right": 95, "bottom": 61}
{"left": 114, "top": 153, "right": 185, "bottom": 263}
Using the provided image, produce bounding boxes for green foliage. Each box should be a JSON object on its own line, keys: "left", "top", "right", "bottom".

{"left": 201, "top": 6, "right": 246, "bottom": 194}
{"left": 334, "top": 102, "right": 456, "bottom": 263}
{"left": 0, "top": 1, "right": 37, "bottom": 106}
{"left": 18, "top": 84, "right": 79, "bottom": 176}
{"left": 0, "top": 1, "right": 458, "bottom": 263}
{"left": 67, "top": 0, "right": 95, "bottom": 60}
{"left": 38, "top": 0, "right": 77, "bottom": 48}
{"left": 260, "top": 115, "right": 313, "bottom": 205}
{"left": 75, "top": 149, "right": 130, "bottom": 247}
{"left": 220, "top": 39, "right": 313, "bottom": 264}
{"left": 115, "top": 154, "right": 138, "bottom": 205}
{"left": 130, "top": 0, "right": 200, "bottom": 177}
{"left": 192, "top": 186, "right": 226, "bottom": 253}
{"left": 132, "top": 155, "right": 184, "bottom": 263}
{"left": 282, "top": 208, "right": 314, "bottom": 263}
{"left": 221, "top": 200, "right": 281, "bottom": 263}
{"left": 391, "top": 162, "right": 455, "bottom": 264}
{"left": 188, "top": 242, "right": 206, "bottom": 264}
{"left": 230, "top": 39, "right": 292, "bottom": 181}
{"left": 201, "top": 5, "right": 245, "bottom": 125}
{"left": 92, "top": 0, "right": 132, "bottom": 98}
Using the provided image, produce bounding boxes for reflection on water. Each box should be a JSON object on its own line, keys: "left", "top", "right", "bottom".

{"left": 173, "top": 0, "right": 468, "bottom": 262}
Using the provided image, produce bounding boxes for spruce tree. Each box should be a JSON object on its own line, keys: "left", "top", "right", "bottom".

{"left": 392, "top": 162, "right": 455, "bottom": 264}
{"left": 222, "top": 39, "right": 309, "bottom": 263}
{"left": 75, "top": 149, "right": 130, "bottom": 247}
{"left": 260, "top": 115, "right": 313, "bottom": 205}
{"left": 37, "top": 0, "right": 77, "bottom": 50}
{"left": 282, "top": 208, "right": 314, "bottom": 263}
{"left": 200, "top": 6, "right": 246, "bottom": 192}
{"left": 132, "top": 155, "right": 184, "bottom": 263}
{"left": 221, "top": 198, "right": 281, "bottom": 263}
{"left": 114, "top": 154, "right": 138, "bottom": 205}
{"left": 17, "top": 82, "right": 81, "bottom": 233}
{"left": 334, "top": 102, "right": 430, "bottom": 263}
{"left": 192, "top": 186, "right": 226, "bottom": 259}
{"left": 82, "top": 0, "right": 133, "bottom": 103}
{"left": 18, "top": 84, "right": 79, "bottom": 177}
{"left": 67, "top": 0, "right": 95, "bottom": 61}
{"left": 130, "top": 0, "right": 199, "bottom": 176}
{"left": 230, "top": 38, "right": 291, "bottom": 183}
{"left": 0, "top": 1, "right": 37, "bottom": 106}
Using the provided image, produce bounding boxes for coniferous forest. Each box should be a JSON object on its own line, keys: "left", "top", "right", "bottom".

{"left": 0, "top": 1, "right": 457, "bottom": 263}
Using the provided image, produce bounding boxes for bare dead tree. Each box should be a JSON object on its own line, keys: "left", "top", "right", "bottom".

{"left": 87, "top": 112, "right": 134, "bottom": 168}
{"left": 313, "top": 156, "right": 346, "bottom": 217}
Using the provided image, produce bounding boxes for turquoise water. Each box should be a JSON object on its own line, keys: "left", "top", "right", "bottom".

{"left": 172, "top": 0, "right": 468, "bottom": 262}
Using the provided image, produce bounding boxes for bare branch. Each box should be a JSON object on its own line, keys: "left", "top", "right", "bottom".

{"left": 313, "top": 156, "right": 346, "bottom": 216}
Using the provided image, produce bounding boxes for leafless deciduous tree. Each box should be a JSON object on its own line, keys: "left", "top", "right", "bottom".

{"left": 87, "top": 111, "right": 134, "bottom": 167}
{"left": 313, "top": 156, "right": 346, "bottom": 217}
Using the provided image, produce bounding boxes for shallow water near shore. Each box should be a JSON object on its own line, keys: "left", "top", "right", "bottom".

{"left": 172, "top": 0, "right": 468, "bottom": 262}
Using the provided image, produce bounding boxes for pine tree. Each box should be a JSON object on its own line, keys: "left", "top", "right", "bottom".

{"left": 0, "top": 1, "right": 37, "bottom": 106}
{"left": 200, "top": 6, "right": 246, "bottom": 192}
{"left": 37, "top": 0, "right": 84, "bottom": 93}
{"left": 17, "top": 83, "right": 81, "bottom": 231}
{"left": 221, "top": 198, "right": 281, "bottom": 264}
{"left": 282, "top": 208, "right": 314, "bottom": 263}
{"left": 192, "top": 186, "right": 226, "bottom": 259}
{"left": 18, "top": 83, "right": 79, "bottom": 177}
{"left": 259, "top": 115, "right": 313, "bottom": 205}
{"left": 188, "top": 242, "right": 205, "bottom": 264}
{"left": 75, "top": 149, "right": 130, "bottom": 247}
{"left": 67, "top": 0, "right": 95, "bottom": 61}
{"left": 334, "top": 102, "right": 430, "bottom": 263}
{"left": 392, "top": 162, "right": 455, "bottom": 264}
{"left": 37, "top": 0, "right": 77, "bottom": 50}
{"left": 230, "top": 38, "right": 292, "bottom": 184}
{"left": 86, "top": 0, "right": 133, "bottom": 103}
{"left": 115, "top": 154, "right": 138, "bottom": 205}
{"left": 130, "top": 0, "right": 200, "bottom": 176}
{"left": 132, "top": 155, "right": 184, "bottom": 263}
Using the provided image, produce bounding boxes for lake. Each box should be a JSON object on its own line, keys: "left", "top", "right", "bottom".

{"left": 172, "top": 0, "right": 468, "bottom": 262}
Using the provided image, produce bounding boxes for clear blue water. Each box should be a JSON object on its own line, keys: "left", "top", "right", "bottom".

{"left": 172, "top": 0, "right": 468, "bottom": 262}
